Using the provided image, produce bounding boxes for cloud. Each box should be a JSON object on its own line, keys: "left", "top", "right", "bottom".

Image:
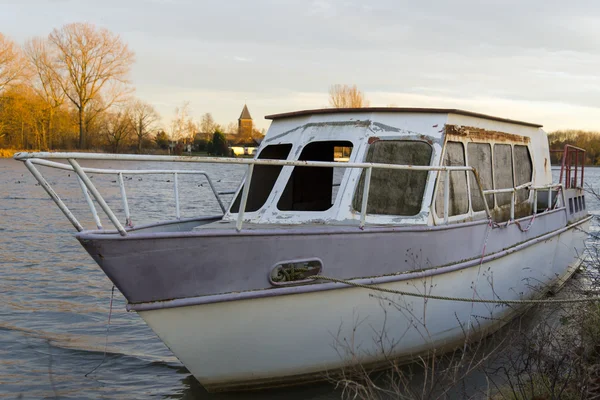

{"left": 1, "top": 0, "right": 599, "bottom": 131}
{"left": 232, "top": 56, "right": 252, "bottom": 63}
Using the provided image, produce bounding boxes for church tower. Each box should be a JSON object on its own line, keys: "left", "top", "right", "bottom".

{"left": 238, "top": 104, "right": 253, "bottom": 138}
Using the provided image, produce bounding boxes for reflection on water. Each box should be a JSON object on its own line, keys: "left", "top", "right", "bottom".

{"left": 1, "top": 158, "right": 599, "bottom": 399}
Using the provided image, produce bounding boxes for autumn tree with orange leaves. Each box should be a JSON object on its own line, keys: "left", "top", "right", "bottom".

{"left": 48, "top": 23, "right": 135, "bottom": 148}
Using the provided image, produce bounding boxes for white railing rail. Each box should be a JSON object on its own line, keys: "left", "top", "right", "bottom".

{"left": 21, "top": 157, "right": 227, "bottom": 236}
{"left": 14, "top": 152, "right": 564, "bottom": 235}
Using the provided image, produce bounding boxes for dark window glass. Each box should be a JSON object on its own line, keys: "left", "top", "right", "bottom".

{"left": 583, "top": 195, "right": 586, "bottom": 210}
{"left": 230, "top": 144, "right": 292, "bottom": 213}
{"left": 467, "top": 143, "right": 493, "bottom": 212}
{"left": 514, "top": 145, "right": 533, "bottom": 203}
{"left": 493, "top": 144, "right": 514, "bottom": 206}
{"left": 436, "top": 141, "right": 468, "bottom": 217}
{"left": 278, "top": 141, "right": 353, "bottom": 211}
{"left": 353, "top": 140, "right": 432, "bottom": 216}
{"left": 569, "top": 198, "right": 574, "bottom": 214}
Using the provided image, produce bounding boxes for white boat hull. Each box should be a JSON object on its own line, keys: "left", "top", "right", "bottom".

{"left": 138, "top": 221, "right": 589, "bottom": 391}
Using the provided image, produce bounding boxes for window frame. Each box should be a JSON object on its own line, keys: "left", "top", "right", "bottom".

{"left": 276, "top": 140, "right": 354, "bottom": 212}
{"left": 432, "top": 139, "right": 537, "bottom": 225}
{"left": 228, "top": 143, "right": 294, "bottom": 214}
{"left": 351, "top": 139, "right": 435, "bottom": 218}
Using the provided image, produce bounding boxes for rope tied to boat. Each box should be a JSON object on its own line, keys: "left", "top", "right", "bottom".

{"left": 306, "top": 275, "right": 600, "bottom": 305}
{"left": 85, "top": 285, "right": 115, "bottom": 377}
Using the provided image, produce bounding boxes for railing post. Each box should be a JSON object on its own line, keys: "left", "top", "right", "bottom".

{"left": 510, "top": 190, "right": 515, "bottom": 220}
{"left": 236, "top": 164, "right": 254, "bottom": 232}
{"left": 443, "top": 169, "right": 450, "bottom": 224}
{"left": 118, "top": 173, "right": 132, "bottom": 226}
{"left": 24, "top": 160, "right": 84, "bottom": 232}
{"left": 359, "top": 167, "right": 372, "bottom": 228}
{"left": 533, "top": 189, "right": 538, "bottom": 214}
{"left": 566, "top": 149, "right": 571, "bottom": 189}
{"left": 77, "top": 176, "right": 102, "bottom": 229}
{"left": 472, "top": 169, "right": 491, "bottom": 220}
{"left": 202, "top": 173, "right": 226, "bottom": 213}
{"left": 173, "top": 172, "right": 180, "bottom": 219}
{"left": 580, "top": 151, "right": 585, "bottom": 188}
{"left": 548, "top": 187, "right": 552, "bottom": 210}
{"left": 68, "top": 159, "right": 127, "bottom": 236}
{"left": 574, "top": 148, "right": 578, "bottom": 188}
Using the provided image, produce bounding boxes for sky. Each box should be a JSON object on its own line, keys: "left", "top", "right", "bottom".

{"left": 1, "top": 0, "right": 599, "bottom": 132}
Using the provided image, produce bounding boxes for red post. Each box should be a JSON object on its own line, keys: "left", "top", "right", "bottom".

{"left": 558, "top": 147, "right": 566, "bottom": 187}
{"left": 566, "top": 148, "right": 571, "bottom": 189}
{"left": 580, "top": 150, "right": 585, "bottom": 188}
{"left": 573, "top": 150, "right": 579, "bottom": 187}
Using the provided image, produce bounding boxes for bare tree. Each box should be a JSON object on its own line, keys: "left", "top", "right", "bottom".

{"left": 47, "top": 23, "right": 135, "bottom": 149}
{"left": 328, "top": 84, "right": 370, "bottom": 108}
{"left": 24, "top": 37, "right": 65, "bottom": 149}
{"left": 0, "top": 33, "right": 26, "bottom": 92}
{"left": 128, "top": 99, "right": 160, "bottom": 152}
{"left": 101, "top": 107, "right": 132, "bottom": 153}
{"left": 224, "top": 121, "right": 238, "bottom": 135}
{"left": 199, "top": 112, "right": 216, "bottom": 139}
{"left": 170, "top": 102, "right": 196, "bottom": 143}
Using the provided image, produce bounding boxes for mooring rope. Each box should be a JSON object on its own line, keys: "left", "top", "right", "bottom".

{"left": 85, "top": 285, "right": 115, "bottom": 377}
{"left": 307, "top": 275, "right": 600, "bottom": 305}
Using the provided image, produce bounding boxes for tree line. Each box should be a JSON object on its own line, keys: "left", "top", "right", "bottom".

{"left": 548, "top": 130, "right": 600, "bottom": 165}
{"left": 0, "top": 23, "right": 253, "bottom": 154}
{"left": 2, "top": 32, "right": 597, "bottom": 160}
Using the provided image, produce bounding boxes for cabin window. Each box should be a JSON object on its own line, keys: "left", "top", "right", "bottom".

{"left": 277, "top": 141, "right": 353, "bottom": 211}
{"left": 353, "top": 140, "right": 432, "bottom": 216}
{"left": 493, "top": 144, "right": 514, "bottom": 206}
{"left": 467, "top": 143, "right": 493, "bottom": 212}
{"left": 514, "top": 145, "right": 533, "bottom": 203}
{"left": 230, "top": 144, "right": 292, "bottom": 213}
{"left": 569, "top": 198, "right": 574, "bottom": 214}
{"left": 436, "top": 141, "right": 468, "bottom": 218}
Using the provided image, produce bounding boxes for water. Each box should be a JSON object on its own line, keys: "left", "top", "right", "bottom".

{"left": 2, "top": 158, "right": 600, "bottom": 399}
{"left": 0, "top": 158, "right": 340, "bottom": 399}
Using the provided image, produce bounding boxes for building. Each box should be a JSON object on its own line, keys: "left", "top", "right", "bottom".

{"left": 230, "top": 104, "right": 261, "bottom": 156}
{"left": 238, "top": 104, "right": 253, "bottom": 138}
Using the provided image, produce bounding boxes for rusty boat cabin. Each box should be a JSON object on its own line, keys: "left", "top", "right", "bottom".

{"left": 220, "top": 107, "right": 586, "bottom": 231}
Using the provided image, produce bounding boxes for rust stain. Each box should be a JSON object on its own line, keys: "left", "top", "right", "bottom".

{"left": 419, "top": 134, "right": 434, "bottom": 144}
{"left": 368, "top": 136, "right": 380, "bottom": 144}
{"left": 444, "top": 124, "right": 530, "bottom": 144}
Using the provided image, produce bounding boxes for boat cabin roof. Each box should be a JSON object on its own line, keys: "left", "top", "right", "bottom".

{"left": 265, "top": 107, "right": 543, "bottom": 128}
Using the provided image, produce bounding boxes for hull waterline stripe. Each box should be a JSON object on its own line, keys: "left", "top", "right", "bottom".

{"left": 127, "top": 215, "right": 592, "bottom": 312}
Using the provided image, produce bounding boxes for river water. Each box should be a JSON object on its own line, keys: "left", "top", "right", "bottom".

{"left": 1, "top": 157, "right": 599, "bottom": 399}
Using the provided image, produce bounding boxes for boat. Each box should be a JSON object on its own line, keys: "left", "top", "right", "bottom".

{"left": 14, "top": 107, "right": 591, "bottom": 392}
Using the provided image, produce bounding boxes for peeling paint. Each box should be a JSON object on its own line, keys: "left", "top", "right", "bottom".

{"left": 371, "top": 122, "right": 403, "bottom": 133}
{"left": 445, "top": 124, "right": 530, "bottom": 144}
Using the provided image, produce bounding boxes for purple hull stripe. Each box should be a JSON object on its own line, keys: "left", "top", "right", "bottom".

{"left": 127, "top": 215, "right": 592, "bottom": 312}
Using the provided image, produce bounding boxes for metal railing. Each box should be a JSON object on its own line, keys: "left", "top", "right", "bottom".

{"left": 14, "top": 152, "right": 565, "bottom": 234}
{"left": 550, "top": 144, "right": 586, "bottom": 189}
{"left": 19, "top": 156, "right": 226, "bottom": 236}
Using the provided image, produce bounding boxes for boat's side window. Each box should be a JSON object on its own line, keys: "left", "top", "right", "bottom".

{"left": 435, "top": 141, "right": 468, "bottom": 218}
{"left": 513, "top": 145, "right": 533, "bottom": 203}
{"left": 278, "top": 141, "right": 353, "bottom": 211}
{"left": 230, "top": 144, "right": 293, "bottom": 213}
{"left": 353, "top": 140, "right": 432, "bottom": 216}
{"left": 467, "top": 143, "right": 493, "bottom": 212}
{"left": 493, "top": 144, "right": 514, "bottom": 207}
